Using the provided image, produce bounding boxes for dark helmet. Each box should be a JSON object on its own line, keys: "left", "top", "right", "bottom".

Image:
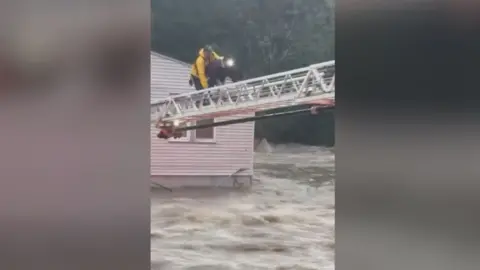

{"left": 203, "top": 45, "right": 214, "bottom": 53}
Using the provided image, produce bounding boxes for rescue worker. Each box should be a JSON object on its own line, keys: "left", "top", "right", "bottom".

{"left": 189, "top": 45, "right": 222, "bottom": 90}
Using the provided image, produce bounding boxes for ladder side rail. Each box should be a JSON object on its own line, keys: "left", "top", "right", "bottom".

{"left": 151, "top": 71, "right": 335, "bottom": 121}
{"left": 310, "top": 65, "right": 336, "bottom": 93}
{"left": 151, "top": 72, "right": 303, "bottom": 112}
{"left": 160, "top": 83, "right": 334, "bottom": 121}
{"left": 199, "top": 72, "right": 310, "bottom": 103}
{"left": 296, "top": 69, "right": 315, "bottom": 97}
{"left": 150, "top": 66, "right": 310, "bottom": 107}
{"left": 155, "top": 74, "right": 310, "bottom": 116}
{"left": 189, "top": 73, "right": 310, "bottom": 102}
{"left": 311, "top": 66, "right": 335, "bottom": 93}
{"left": 151, "top": 91, "right": 335, "bottom": 123}
{"left": 326, "top": 74, "right": 335, "bottom": 92}
{"left": 151, "top": 69, "right": 335, "bottom": 114}
{"left": 150, "top": 61, "right": 335, "bottom": 121}
{"left": 157, "top": 92, "right": 335, "bottom": 123}
{"left": 150, "top": 60, "right": 334, "bottom": 107}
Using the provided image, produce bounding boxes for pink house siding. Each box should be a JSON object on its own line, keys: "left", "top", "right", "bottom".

{"left": 150, "top": 52, "right": 254, "bottom": 185}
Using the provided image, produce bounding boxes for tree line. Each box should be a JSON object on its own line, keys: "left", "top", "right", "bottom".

{"left": 152, "top": 0, "right": 335, "bottom": 146}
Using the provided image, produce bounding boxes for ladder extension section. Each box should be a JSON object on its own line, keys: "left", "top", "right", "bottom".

{"left": 151, "top": 60, "right": 335, "bottom": 123}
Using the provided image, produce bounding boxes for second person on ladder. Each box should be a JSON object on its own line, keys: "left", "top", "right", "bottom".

{"left": 189, "top": 45, "right": 222, "bottom": 90}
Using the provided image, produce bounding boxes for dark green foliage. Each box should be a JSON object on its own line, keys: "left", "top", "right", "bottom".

{"left": 152, "top": 0, "right": 334, "bottom": 146}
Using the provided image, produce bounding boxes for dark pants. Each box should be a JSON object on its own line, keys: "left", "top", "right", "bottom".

{"left": 190, "top": 75, "right": 212, "bottom": 106}
{"left": 191, "top": 76, "right": 206, "bottom": 91}
{"left": 191, "top": 75, "right": 217, "bottom": 90}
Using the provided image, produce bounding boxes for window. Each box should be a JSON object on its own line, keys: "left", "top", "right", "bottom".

{"left": 194, "top": 119, "right": 215, "bottom": 141}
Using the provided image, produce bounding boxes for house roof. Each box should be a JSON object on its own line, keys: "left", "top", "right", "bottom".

{"left": 150, "top": 51, "right": 190, "bottom": 68}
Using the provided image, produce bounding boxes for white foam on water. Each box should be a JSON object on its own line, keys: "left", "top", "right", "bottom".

{"left": 151, "top": 144, "right": 335, "bottom": 270}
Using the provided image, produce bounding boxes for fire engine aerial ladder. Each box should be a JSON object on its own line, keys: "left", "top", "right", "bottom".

{"left": 151, "top": 60, "right": 335, "bottom": 139}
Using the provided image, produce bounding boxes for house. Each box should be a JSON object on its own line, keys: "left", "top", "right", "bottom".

{"left": 150, "top": 51, "right": 255, "bottom": 188}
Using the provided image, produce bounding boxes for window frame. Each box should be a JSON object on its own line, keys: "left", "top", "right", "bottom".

{"left": 163, "top": 93, "right": 216, "bottom": 144}
{"left": 193, "top": 118, "right": 216, "bottom": 143}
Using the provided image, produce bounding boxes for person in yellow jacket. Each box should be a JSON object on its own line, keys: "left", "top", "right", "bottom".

{"left": 190, "top": 45, "right": 222, "bottom": 90}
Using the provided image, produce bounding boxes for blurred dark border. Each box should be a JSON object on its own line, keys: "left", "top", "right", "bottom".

{"left": 2, "top": 0, "right": 480, "bottom": 269}
{"left": 337, "top": 1, "right": 480, "bottom": 269}
{"left": 0, "top": 2, "right": 151, "bottom": 270}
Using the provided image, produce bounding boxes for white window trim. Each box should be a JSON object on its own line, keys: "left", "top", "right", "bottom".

{"left": 164, "top": 89, "right": 216, "bottom": 143}
{"left": 167, "top": 121, "right": 216, "bottom": 143}
{"left": 192, "top": 119, "right": 217, "bottom": 143}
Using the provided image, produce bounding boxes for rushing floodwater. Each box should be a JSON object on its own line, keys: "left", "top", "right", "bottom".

{"left": 151, "top": 144, "right": 335, "bottom": 270}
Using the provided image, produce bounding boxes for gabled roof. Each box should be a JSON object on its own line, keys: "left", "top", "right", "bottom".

{"left": 150, "top": 51, "right": 190, "bottom": 68}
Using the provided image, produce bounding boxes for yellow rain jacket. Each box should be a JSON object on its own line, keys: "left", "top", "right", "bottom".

{"left": 190, "top": 48, "right": 222, "bottom": 88}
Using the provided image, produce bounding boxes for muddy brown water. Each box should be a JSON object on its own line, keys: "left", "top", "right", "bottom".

{"left": 151, "top": 144, "right": 335, "bottom": 270}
